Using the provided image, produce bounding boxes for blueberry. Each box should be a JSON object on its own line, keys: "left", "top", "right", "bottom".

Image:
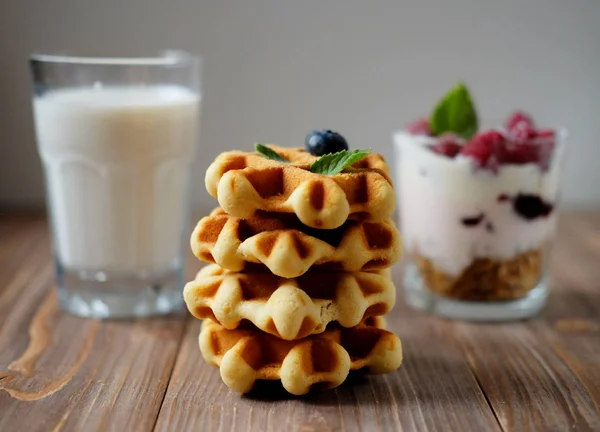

{"left": 304, "top": 130, "right": 348, "bottom": 156}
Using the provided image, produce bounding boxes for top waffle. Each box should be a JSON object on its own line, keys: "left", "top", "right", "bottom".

{"left": 205, "top": 145, "right": 396, "bottom": 229}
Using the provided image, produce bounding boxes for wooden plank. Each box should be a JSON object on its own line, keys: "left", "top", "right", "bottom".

{"left": 0, "top": 217, "right": 189, "bottom": 432}
{"left": 0, "top": 214, "right": 36, "bottom": 241}
{"left": 532, "top": 213, "right": 600, "bottom": 424}
{"left": 1, "top": 212, "right": 599, "bottom": 431}
{"left": 449, "top": 321, "right": 599, "bottom": 431}
{"left": 550, "top": 212, "right": 600, "bottom": 301}
{"left": 154, "top": 266, "right": 501, "bottom": 432}
{"left": 448, "top": 213, "right": 600, "bottom": 431}
{"left": 0, "top": 217, "right": 47, "bottom": 293}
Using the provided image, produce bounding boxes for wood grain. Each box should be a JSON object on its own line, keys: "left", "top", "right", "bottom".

{"left": 0, "top": 216, "right": 190, "bottom": 431}
{"left": 1, "top": 212, "right": 600, "bottom": 431}
{"left": 447, "top": 214, "right": 600, "bottom": 432}
{"left": 154, "top": 275, "right": 501, "bottom": 432}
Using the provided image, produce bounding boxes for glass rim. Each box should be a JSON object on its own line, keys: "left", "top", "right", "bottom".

{"left": 393, "top": 127, "right": 568, "bottom": 142}
{"left": 29, "top": 50, "right": 200, "bottom": 66}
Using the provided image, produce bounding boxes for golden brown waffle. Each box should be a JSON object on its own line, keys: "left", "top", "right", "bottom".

{"left": 184, "top": 264, "right": 395, "bottom": 340}
{"left": 191, "top": 208, "right": 402, "bottom": 278}
{"left": 205, "top": 145, "right": 395, "bottom": 229}
{"left": 199, "top": 316, "right": 402, "bottom": 395}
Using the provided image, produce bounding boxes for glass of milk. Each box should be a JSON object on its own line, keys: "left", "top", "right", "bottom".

{"left": 30, "top": 52, "right": 201, "bottom": 318}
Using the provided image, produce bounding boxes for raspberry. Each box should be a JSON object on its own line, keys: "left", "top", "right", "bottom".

{"left": 406, "top": 117, "right": 431, "bottom": 135}
{"left": 431, "top": 142, "right": 462, "bottom": 158}
{"left": 460, "top": 130, "right": 506, "bottom": 169}
{"left": 511, "top": 121, "right": 537, "bottom": 143}
{"left": 431, "top": 134, "right": 462, "bottom": 158}
{"left": 504, "top": 143, "right": 539, "bottom": 164}
{"left": 505, "top": 110, "right": 535, "bottom": 131}
{"left": 504, "top": 127, "right": 557, "bottom": 169}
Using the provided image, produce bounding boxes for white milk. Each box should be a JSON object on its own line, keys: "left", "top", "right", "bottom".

{"left": 34, "top": 86, "right": 200, "bottom": 272}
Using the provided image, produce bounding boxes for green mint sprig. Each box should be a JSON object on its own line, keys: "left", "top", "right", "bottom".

{"left": 429, "top": 82, "right": 478, "bottom": 139}
{"left": 309, "top": 149, "right": 371, "bottom": 175}
{"left": 255, "top": 143, "right": 371, "bottom": 176}
{"left": 255, "top": 143, "right": 290, "bottom": 162}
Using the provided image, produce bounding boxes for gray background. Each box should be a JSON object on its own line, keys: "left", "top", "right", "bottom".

{"left": 1, "top": 0, "right": 599, "bottom": 213}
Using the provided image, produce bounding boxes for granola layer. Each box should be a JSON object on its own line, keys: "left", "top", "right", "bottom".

{"left": 414, "top": 248, "right": 543, "bottom": 301}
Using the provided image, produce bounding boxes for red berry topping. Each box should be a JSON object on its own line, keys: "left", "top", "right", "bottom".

{"left": 460, "top": 130, "right": 506, "bottom": 169}
{"left": 431, "top": 142, "right": 462, "bottom": 158}
{"left": 431, "top": 135, "right": 463, "bottom": 158}
{"left": 406, "top": 117, "right": 431, "bottom": 135}
{"left": 505, "top": 110, "right": 535, "bottom": 131}
{"left": 511, "top": 121, "right": 537, "bottom": 143}
{"left": 504, "top": 143, "right": 539, "bottom": 164}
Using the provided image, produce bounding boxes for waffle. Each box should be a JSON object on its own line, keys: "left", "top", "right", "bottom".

{"left": 191, "top": 208, "right": 402, "bottom": 278}
{"left": 184, "top": 264, "right": 395, "bottom": 340}
{"left": 199, "top": 316, "right": 402, "bottom": 395}
{"left": 205, "top": 145, "right": 395, "bottom": 229}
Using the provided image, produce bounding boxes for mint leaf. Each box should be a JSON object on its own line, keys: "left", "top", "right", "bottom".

{"left": 255, "top": 144, "right": 290, "bottom": 162}
{"left": 310, "top": 149, "right": 371, "bottom": 175}
{"left": 429, "top": 82, "right": 478, "bottom": 139}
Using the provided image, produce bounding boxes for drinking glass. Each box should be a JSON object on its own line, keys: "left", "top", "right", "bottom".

{"left": 393, "top": 128, "right": 566, "bottom": 321}
{"left": 30, "top": 51, "right": 201, "bottom": 318}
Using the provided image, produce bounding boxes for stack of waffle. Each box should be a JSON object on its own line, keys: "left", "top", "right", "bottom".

{"left": 184, "top": 145, "right": 403, "bottom": 395}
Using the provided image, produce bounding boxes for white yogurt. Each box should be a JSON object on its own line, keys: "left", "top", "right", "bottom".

{"left": 33, "top": 86, "right": 200, "bottom": 272}
{"left": 393, "top": 131, "right": 564, "bottom": 276}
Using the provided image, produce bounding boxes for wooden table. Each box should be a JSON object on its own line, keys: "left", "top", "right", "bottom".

{"left": 1, "top": 212, "right": 599, "bottom": 432}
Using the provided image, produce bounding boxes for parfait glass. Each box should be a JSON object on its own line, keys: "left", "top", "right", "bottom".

{"left": 393, "top": 127, "right": 566, "bottom": 321}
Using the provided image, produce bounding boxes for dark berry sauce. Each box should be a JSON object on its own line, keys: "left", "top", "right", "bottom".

{"left": 513, "top": 194, "right": 554, "bottom": 220}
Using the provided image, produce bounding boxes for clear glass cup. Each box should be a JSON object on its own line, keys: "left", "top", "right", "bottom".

{"left": 30, "top": 52, "right": 201, "bottom": 318}
{"left": 393, "top": 128, "right": 566, "bottom": 321}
